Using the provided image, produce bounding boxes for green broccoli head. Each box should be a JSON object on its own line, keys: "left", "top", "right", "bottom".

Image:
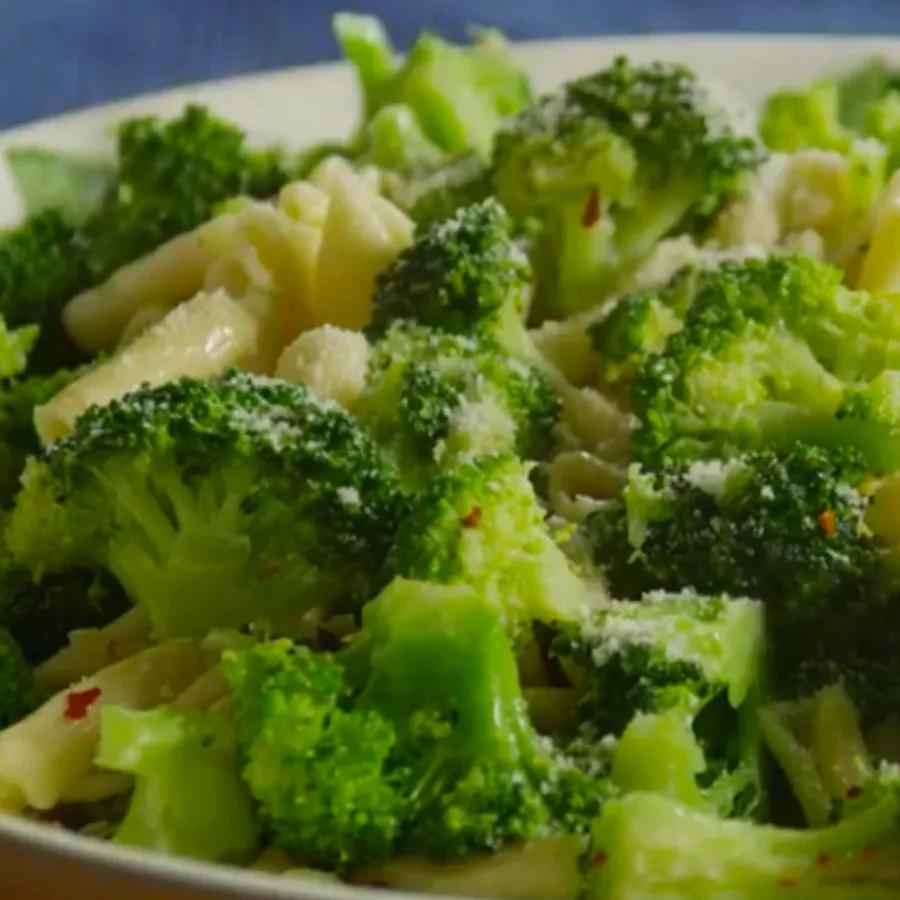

{"left": 371, "top": 199, "right": 531, "bottom": 343}
{"left": 358, "top": 323, "right": 559, "bottom": 487}
{"left": 0, "top": 561, "right": 128, "bottom": 664}
{"left": 582, "top": 444, "right": 897, "bottom": 724}
{"left": 588, "top": 266, "right": 701, "bottom": 386}
{"left": 586, "top": 781, "right": 900, "bottom": 899}
{"left": 6, "top": 370, "right": 407, "bottom": 638}
{"left": 553, "top": 591, "right": 764, "bottom": 818}
{"left": 760, "top": 80, "right": 854, "bottom": 153}
{"left": 224, "top": 578, "right": 605, "bottom": 871}
{"left": 335, "top": 14, "right": 531, "bottom": 164}
{"left": 0, "top": 627, "right": 34, "bottom": 728}
{"left": 95, "top": 705, "right": 261, "bottom": 863}
{"left": 493, "top": 57, "right": 762, "bottom": 318}
{"left": 390, "top": 454, "right": 586, "bottom": 631}
{"left": 630, "top": 256, "right": 900, "bottom": 466}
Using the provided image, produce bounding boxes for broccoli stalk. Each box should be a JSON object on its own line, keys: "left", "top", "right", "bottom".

{"left": 493, "top": 58, "right": 762, "bottom": 318}
{"left": 586, "top": 786, "right": 900, "bottom": 899}
{"left": 95, "top": 705, "right": 260, "bottom": 863}
{"left": 223, "top": 578, "right": 605, "bottom": 872}
{"left": 6, "top": 371, "right": 407, "bottom": 638}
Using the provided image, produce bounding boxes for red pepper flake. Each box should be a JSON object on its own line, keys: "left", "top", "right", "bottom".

{"left": 818, "top": 509, "right": 837, "bottom": 537}
{"left": 581, "top": 187, "right": 601, "bottom": 228}
{"left": 258, "top": 559, "right": 283, "bottom": 579}
{"left": 461, "top": 505, "right": 482, "bottom": 528}
{"left": 815, "top": 853, "right": 831, "bottom": 867}
{"left": 64, "top": 686, "right": 102, "bottom": 721}
{"left": 846, "top": 785, "right": 863, "bottom": 799}
{"left": 860, "top": 846, "right": 876, "bottom": 860}
{"left": 591, "top": 850, "right": 607, "bottom": 868}
{"left": 776, "top": 878, "right": 797, "bottom": 888}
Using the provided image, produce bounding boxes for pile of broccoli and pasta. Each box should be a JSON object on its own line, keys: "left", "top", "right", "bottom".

{"left": 0, "top": 13, "right": 899, "bottom": 899}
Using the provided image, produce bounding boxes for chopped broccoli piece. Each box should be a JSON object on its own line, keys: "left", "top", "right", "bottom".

{"left": 582, "top": 444, "right": 896, "bottom": 720}
{"left": 866, "top": 92, "right": 900, "bottom": 171}
{"left": 96, "top": 705, "right": 260, "bottom": 863}
{"left": 358, "top": 323, "right": 558, "bottom": 487}
{"left": 0, "top": 317, "right": 38, "bottom": 381}
{"left": 390, "top": 455, "right": 586, "bottom": 632}
{"left": 0, "top": 627, "right": 34, "bottom": 728}
{"left": 585, "top": 784, "right": 900, "bottom": 899}
{"left": 361, "top": 104, "right": 446, "bottom": 174}
{"left": 836, "top": 58, "right": 900, "bottom": 132}
{"left": 630, "top": 256, "right": 900, "bottom": 467}
{"left": 588, "top": 266, "right": 700, "bottom": 385}
{"left": 225, "top": 578, "right": 605, "bottom": 871}
{"left": 402, "top": 152, "right": 493, "bottom": 228}
{"left": 6, "top": 370, "right": 407, "bottom": 638}
{"left": 493, "top": 57, "right": 762, "bottom": 318}
{"left": 0, "top": 561, "right": 129, "bottom": 664}
{"left": 335, "top": 14, "right": 531, "bottom": 163}
{"left": 760, "top": 80, "right": 854, "bottom": 153}
{"left": 553, "top": 591, "right": 764, "bottom": 818}
{"left": 371, "top": 199, "right": 530, "bottom": 344}
{"left": 0, "top": 366, "right": 78, "bottom": 505}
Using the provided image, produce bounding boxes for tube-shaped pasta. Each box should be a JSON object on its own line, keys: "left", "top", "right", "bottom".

{"left": 310, "top": 161, "right": 414, "bottom": 329}
{"left": 36, "top": 289, "right": 259, "bottom": 443}
{"left": 34, "top": 608, "right": 151, "bottom": 695}
{"left": 63, "top": 214, "right": 241, "bottom": 353}
{"left": 0, "top": 640, "right": 207, "bottom": 812}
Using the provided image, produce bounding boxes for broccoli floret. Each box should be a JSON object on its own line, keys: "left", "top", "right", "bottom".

{"left": 630, "top": 256, "right": 900, "bottom": 466}
{"left": 553, "top": 591, "right": 764, "bottom": 818}
{"left": 588, "top": 266, "right": 701, "bottom": 386}
{"left": 224, "top": 578, "right": 605, "bottom": 871}
{"left": 358, "top": 323, "right": 558, "bottom": 487}
{"left": 402, "top": 152, "right": 493, "bottom": 229}
{"left": 361, "top": 104, "right": 446, "bottom": 174}
{"left": 0, "top": 317, "right": 38, "bottom": 381}
{"left": 582, "top": 444, "right": 896, "bottom": 720}
{"left": 760, "top": 80, "right": 855, "bottom": 153}
{"left": 493, "top": 57, "right": 762, "bottom": 318}
{"left": 0, "top": 366, "right": 78, "bottom": 505}
{"left": 335, "top": 14, "right": 531, "bottom": 164}
{"left": 0, "top": 561, "right": 128, "bottom": 664}
{"left": 371, "top": 199, "right": 531, "bottom": 345}
{"left": 0, "top": 627, "right": 33, "bottom": 728}
{"left": 390, "top": 455, "right": 586, "bottom": 631}
{"left": 585, "top": 783, "right": 900, "bottom": 899}
{"left": 6, "top": 370, "right": 407, "bottom": 638}
{"left": 95, "top": 705, "right": 260, "bottom": 863}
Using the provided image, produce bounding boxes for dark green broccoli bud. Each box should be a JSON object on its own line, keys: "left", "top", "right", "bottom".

{"left": 96, "top": 705, "right": 261, "bottom": 863}
{"left": 6, "top": 370, "right": 407, "bottom": 638}
{"left": 371, "top": 199, "right": 530, "bottom": 343}
{"left": 553, "top": 591, "right": 764, "bottom": 818}
{"left": 493, "top": 57, "right": 763, "bottom": 318}
{"left": 0, "top": 562, "right": 128, "bottom": 664}
{"left": 630, "top": 256, "right": 900, "bottom": 466}
{"left": 225, "top": 578, "right": 606, "bottom": 870}
{"left": 581, "top": 444, "right": 896, "bottom": 723}
{"left": 586, "top": 781, "right": 900, "bottom": 899}
{"left": 588, "top": 266, "right": 701, "bottom": 385}
{"left": 335, "top": 14, "right": 531, "bottom": 162}
{"left": 390, "top": 455, "right": 586, "bottom": 632}
{"left": 0, "top": 366, "right": 79, "bottom": 505}
{"left": 0, "top": 627, "right": 34, "bottom": 728}
{"left": 358, "top": 323, "right": 558, "bottom": 487}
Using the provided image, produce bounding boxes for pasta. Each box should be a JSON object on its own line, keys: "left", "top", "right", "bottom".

{"left": 0, "top": 640, "right": 207, "bottom": 812}
{"left": 37, "top": 289, "right": 260, "bottom": 443}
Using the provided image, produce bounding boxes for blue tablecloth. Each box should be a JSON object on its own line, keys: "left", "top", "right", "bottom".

{"left": 3, "top": 0, "right": 900, "bottom": 129}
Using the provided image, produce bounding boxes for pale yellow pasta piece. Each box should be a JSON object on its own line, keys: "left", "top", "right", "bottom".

{"left": 0, "top": 640, "right": 206, "bottom": 811}
{"left": 548, "top": 450, "right": 628, "bottom": 522}
{"left": 310, "top": 162, "right": 414, "bottom": 329}
{"left": 353, "top": 837, "right": 584, "bottom": 900}
{"left": 275, "top": 325, "right": 371, "bottom": 408}
{"left": 278, "top": 180, "right": 330, "bottom": 229}
{"left": 35, "top": 608, "right": 151, "bottom": 695}
{"left": 63, "top": 214, "right": 241, "bottom": 352}
{"left": 858, "top": 170, "right": 900, "bottom": 291}
{"left": 530, "top": 307, "right": 608, "bottom": 387}
{"left": 36, "top": 289, "right": 259, "bottom": 443}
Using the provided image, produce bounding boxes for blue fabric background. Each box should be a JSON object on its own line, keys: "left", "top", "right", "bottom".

{"left": 3, "top": 0, "right": 900, "bottom": 129}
